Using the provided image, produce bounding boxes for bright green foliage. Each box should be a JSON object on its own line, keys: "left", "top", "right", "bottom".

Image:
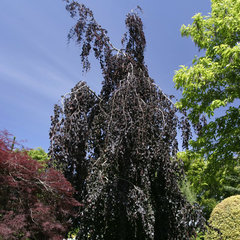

{"left": 206, "top": 195, "right": 240, "bottom": 240}
{"left": 178, "top": 151, "right": 206, "bottom": 195}
{"left": 174, "top": 0, "right": 240, "bottom": 216}
{"left": 178, "top": 151, "right": 218, "bottom": 217}
{"left": 178, "top": 151, "right": 240, "bottom": 218}
{"left": 174, "top": 0, "right": 240, "bottom": 168}
{"left": 192, "top": 231, "right": 205, "bottom": 240}
{"left": 27, "top": 147, "right": 49, "bottom": 167}
{"left": 180, "top": 178, "right": 197, "bottom": 204}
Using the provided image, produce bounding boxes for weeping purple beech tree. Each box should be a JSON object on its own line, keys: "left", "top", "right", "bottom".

{"left": 49, "top": 1, "right": 204, "bottom": 239}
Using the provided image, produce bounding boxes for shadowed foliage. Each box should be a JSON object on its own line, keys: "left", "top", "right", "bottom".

{"left": 49, "top": 1, "right": 205, "bottom": 239}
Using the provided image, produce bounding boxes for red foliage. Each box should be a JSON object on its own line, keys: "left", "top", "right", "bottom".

{"left": 0, "top": 131, "right": 81, "bottom": 240}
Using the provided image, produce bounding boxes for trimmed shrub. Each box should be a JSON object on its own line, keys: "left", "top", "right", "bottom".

{"left": 206, "top": 195, "right": 240, "bottom": 240}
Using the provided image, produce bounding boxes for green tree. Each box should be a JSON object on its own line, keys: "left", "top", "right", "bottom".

{"left": 27, "top": 147, "right": 49, "bottom": 167}
{"left": 174, "top": 0, "right": 240, "bottom": 210}
{"left": 174, "top": 0, "right": 240, "bottom": 164}
{"left": 178, "top": 151, "right": 240, "bottom": 218}
{"left": 178, "top": 151, "right": 219, "bottom": 218}
{"left": 222, "top": 164, "right": 240, "bottom": 195}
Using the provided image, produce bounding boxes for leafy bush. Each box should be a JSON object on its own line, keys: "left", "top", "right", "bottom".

{"left": 206, "top": 195, "right": 240, "bottom": 240}
{"left": 27, "top": 147, "right": 49, "bottom": 167}
{"left": 0, "top": 130, "right": 81, "bottom": 240}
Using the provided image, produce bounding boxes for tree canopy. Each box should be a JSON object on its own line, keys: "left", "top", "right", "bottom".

{"left": 174, "top": 0, "right": 240, "bottom": 211}
{"left": 178, "top": 150, "right": 240, "bottom": 218}
{"left": 174, "top": 0, "right": 240, "bottom": 167}
{"left": 27, "top": 147, "right": 49, "bottom": 168}
{"left": 49, "top": 1, "right": 205, "bottom": 239}
{"left": 0, "top": 130, "right": 80, "bottom": 240}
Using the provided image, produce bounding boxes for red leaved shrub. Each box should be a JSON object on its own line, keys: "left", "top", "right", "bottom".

{"left": 0, "top": 131, "right": 81, "bottom": 240}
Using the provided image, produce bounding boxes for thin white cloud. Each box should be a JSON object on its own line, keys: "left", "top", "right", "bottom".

{"left": 0, "top": 61, "right": 73, "bottom": 101}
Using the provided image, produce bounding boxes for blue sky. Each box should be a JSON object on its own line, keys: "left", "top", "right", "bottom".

{"left": 0, "top": 0, "right": 211, "bottom": 151}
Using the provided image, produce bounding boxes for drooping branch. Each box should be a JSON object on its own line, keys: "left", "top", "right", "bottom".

{"left": 49, "top": 2, "right": 206, "bottom": 239}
